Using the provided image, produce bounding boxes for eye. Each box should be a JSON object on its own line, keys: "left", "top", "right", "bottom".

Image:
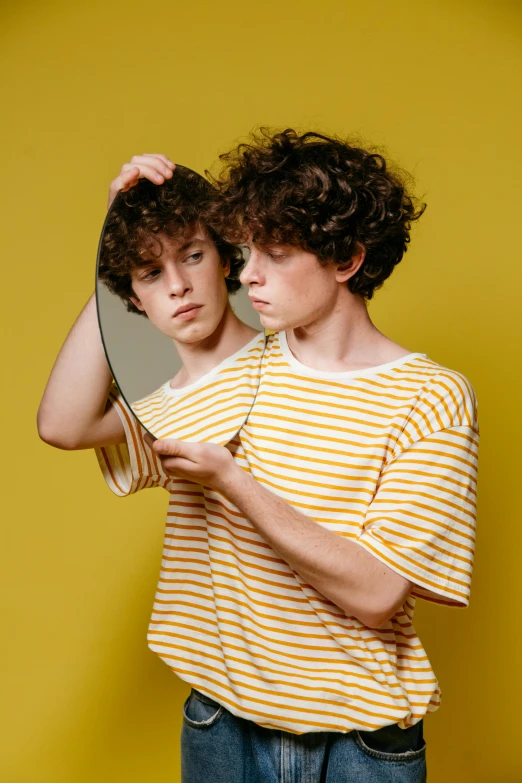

{"left": 267, "top": 250, "right": 286, "bottom": 261}
{"left": 141, "top": 268, "right": 161, "bottom": 281}
{"left": 184, "top": 251, "right": 203, "bottom": 264}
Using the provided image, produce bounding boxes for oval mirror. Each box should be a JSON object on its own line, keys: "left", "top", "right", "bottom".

{"left": 95, "top": 164, "right": 266, "bottom": 445}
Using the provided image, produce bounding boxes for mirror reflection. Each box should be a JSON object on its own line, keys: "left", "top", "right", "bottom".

{"left": 96, "top": 165, "right": 265, "bottom": 445}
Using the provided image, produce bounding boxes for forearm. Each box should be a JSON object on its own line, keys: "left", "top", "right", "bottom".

{"left": 37, "top": 293, "right": 121, "bottom": 449}
{"left": 221, "top": 467, "right": 409, "bottom": 628}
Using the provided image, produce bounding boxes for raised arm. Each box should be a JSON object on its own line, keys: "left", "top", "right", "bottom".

{"left": 37, "top": 293, "right": 124, "bottom": 450}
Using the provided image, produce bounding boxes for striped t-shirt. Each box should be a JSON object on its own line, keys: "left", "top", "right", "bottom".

{"left": 129, "top": 332, "right": 265, "bottom": 445}
{"left": 95, "top": 331, "right": 479, "bottom": 735}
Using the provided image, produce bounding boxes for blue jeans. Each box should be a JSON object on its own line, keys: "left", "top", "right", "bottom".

{"left": 181, "top": 689, "right": 427, "bottom": 783}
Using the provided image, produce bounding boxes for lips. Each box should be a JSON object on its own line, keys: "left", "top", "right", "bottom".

{"left": 173, "top": 304, "right": 202, "bottom": 317}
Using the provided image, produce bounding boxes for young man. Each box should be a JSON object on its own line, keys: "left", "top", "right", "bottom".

{"left": 40, "top": 136, "right": 478, "bottom": 783}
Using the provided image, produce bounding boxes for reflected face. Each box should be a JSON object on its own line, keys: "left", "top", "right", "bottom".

{"left": 130, "top": 228, "right": 231, "bottom": 344}
{"left": 240, "top": 244, "right": 346, "bottom": 332}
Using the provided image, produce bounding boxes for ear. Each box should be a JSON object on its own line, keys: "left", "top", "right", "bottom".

{"left": 335, "top": 243, "right": 366, "bottom": 283}
{"left": 222, "top": 256, "right": 231, "bottom": 278}
{"left": 129, "top": 294, "right": 146, "bottom": 312}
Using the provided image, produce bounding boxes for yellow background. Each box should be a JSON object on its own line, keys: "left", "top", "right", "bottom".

{"left": 2, "top": 1, "right": 521, "bottom": 781}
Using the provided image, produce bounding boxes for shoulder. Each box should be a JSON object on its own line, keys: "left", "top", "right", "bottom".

{"left": 130, "top": 383, "right": 169, "bottom": 414}
{"left": 402, "top": 356, "right": 479, "bottom": 436}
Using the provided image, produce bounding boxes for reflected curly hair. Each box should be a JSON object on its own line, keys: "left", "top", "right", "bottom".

{"left": 98, "top": 164, "right": 244, "bottom": 317}
{"left": 207, "top": 128, "right": 426, "bottom": 300}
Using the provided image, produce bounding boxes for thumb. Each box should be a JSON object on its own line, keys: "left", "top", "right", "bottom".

{"left": 151, "top": 437, "right": 185, "bottom": 457}
{"left": 143, "top": 432, "right": 157, "bottom": 449}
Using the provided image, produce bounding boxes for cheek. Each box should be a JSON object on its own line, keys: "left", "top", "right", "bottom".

{"left": 137, "top": 289, "right": 156, "bottom": 309}
{"left": 287, "top": 270, "right": 332, "bottom": 311}
{"left": 281, "top": 273, "right": 315, "bottom": 305}
{"left": 206, "top": 269, "right": 229, "bottom": 300}
{"left": 139, "top": 290, "right": 170, "bottom": 321}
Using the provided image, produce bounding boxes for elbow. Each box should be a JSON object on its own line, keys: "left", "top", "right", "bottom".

{"left": 38, "top": 427, "right": 78, "bottom": 450}
{"left": 353, "top": 598, "right": 400, "bottom": 630}
{"left": 37, "top": 413, "right": 81, "bottom": 451}
{"left": 358, "top": 591, "right": 412, "bottom": 630}
{"left": 362, "top": 610, "right": 393, "bottom": 630}
{"left": 343, "top": 602, "right": 391, "bottom": 630}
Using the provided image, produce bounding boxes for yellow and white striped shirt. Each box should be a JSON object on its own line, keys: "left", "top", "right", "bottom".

{"left": 129, "top": 332, "right": 265, "bottom": 445}
{"left": 95, "top": 332, "right": 479, "bottom": 735}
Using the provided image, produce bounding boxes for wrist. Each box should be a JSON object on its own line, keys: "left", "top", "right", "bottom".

{"left": 216, "top": 458, "right": 250, "bottom": 498}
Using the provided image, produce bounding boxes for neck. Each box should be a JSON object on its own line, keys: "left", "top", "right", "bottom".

{"left": 285, "top": 289, "right": 411, "bottom": 372}
{"left": 170, "top": 303, "right": 260, "bottom": 389}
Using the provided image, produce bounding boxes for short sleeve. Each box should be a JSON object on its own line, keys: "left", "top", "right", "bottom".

{"left": 356, "top": 371, "right": 479, "bottom": 608}
{"left": 94, "top": 385, "right": 171, "bottom": 496}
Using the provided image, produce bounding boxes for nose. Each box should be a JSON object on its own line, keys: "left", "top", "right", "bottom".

{"left": 165, "top": 264, "right": 192, "bottom": 297}
{"left": 240, "top": 247, "right": 264, "bottom": 287}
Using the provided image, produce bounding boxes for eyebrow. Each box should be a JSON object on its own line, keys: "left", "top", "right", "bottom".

{"left": 179, "top": 236, "right": 209, "bottom": 251}
{"left": 136, "top": 235, "right": 209, "bottom": 266}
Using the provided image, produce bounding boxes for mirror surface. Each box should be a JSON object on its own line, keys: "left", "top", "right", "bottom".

{"left": 96, "top": 165, "right": 265, "bottom": 445}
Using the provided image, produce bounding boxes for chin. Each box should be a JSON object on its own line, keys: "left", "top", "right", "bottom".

{"left": 173, "top": 323, "right": 219, "bottom": 344}
{"left": 260, "top": 314, "right": 291, "bottom": 332}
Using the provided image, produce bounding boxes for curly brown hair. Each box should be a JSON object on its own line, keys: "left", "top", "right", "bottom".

{"left": 206, "top": 128, "right": 426, "bottom": 300}
{"left": 98, "top": 164, "right": 244, "bottom": 317}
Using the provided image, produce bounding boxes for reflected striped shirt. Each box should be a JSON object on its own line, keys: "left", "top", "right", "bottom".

{"left": 129, "top": 331, "right": 265, "bottom": 444}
